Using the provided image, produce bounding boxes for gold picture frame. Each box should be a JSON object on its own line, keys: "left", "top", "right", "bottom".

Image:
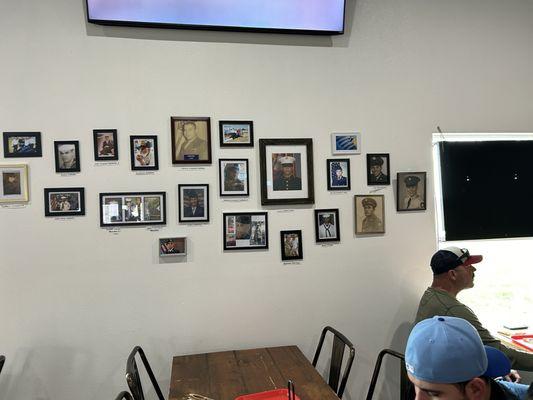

{"left": 0, "top": 164, "right": 29, "bottom": 203}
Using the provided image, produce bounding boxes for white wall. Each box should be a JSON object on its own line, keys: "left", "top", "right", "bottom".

{"left": 1, "top": 0, "right": 533, "bottom": 399}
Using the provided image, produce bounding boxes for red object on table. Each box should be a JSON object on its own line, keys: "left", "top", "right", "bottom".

{"left": 235, "top": 389, "right": 300, "bottom": 400}
{"left": 511, "top": 334, "right": 533, "bottom": 352}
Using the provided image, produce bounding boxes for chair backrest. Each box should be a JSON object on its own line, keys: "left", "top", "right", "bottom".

{"left": 312, "top": 326, "right": 356, "bottom": 398}
{"left": 0, "top": 355, "right": 5, "bottom": 376}
{"left": 365, "top": 349, "right": 414, "bottom": 400}
{"left": 126, "top": 346, "right": 165, "bottom": 400}
{"left": 114, "top": 391, "right": 134, "bottom": 400}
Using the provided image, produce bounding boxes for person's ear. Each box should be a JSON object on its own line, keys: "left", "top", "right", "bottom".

{"left": 465, "top": 378, "right": 488, "bottom": 400}
{"left": 448, "top": 269, "right": 458, "bottom": 281}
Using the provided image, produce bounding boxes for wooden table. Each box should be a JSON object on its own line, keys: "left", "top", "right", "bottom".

{"left": 169, "top": 345, "right": 339, "bottom": 400}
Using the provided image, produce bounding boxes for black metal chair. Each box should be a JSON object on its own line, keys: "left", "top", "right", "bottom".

{"left": 365, "top": 349, "right": 414, "bottom": 400}
{"left": 0, "top": 355, "right": 5, "bottom": 376}
{"left": 114, "top": 391, "right": 134, "bottom": 400}
{"left": 126, "top": 346, "right": 165, "bottom": 400}
{"left": 312, "top": 326, "right": 356, "bottom": 398}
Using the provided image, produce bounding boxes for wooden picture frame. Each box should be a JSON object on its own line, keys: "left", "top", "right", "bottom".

{"left": 44, "top": 187, "right": 85, "bottom": 217}
{"left": 93, "top": 129, "right": 118, "bottom": 161}
{"left": 54, "top": 141, "right": 80, "bottom": 173}
{"left": 3, "top": 132, "right": 42, "bottom": 158}
{"left": 314, "top": 208, "right": 340, "bottom": 242}
{"left": 171, "top": 117, "right": 212, "bottom": 164}
{"left": 178, "top": 184, "right": 209, "bottom": 223}
{"left": 367, "top": 153, "right": 391, "bottom": 185}
{"left": 327, "top": 158, "right": 351, "bottom": 191}
{"left": 397, "top": 172, "right": 427, "bottom": 211}
{"left": 280, "top": 230, "right": 303, "bottom": 261}
{"left": 354, "top": 195, "right": 385, "bottom": 234}
{"left": 219, "top": 120, "right": 254, "bottom": 147}
{"left": 223, "top": 212, "right": 268, "bottom": 251}
{"left": 130, "top": 135, "right": 158, "bottom": 170}
{"left": 0, "top": 164, "right": 29, "bottom": 203}
{"left": 219, "top": 159, "right": 249, "bottom": 197}
{"left": 99, "top": 191, "right": 166, "bottom": 227}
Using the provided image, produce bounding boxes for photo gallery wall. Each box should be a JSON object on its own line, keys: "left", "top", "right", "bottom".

{"left": 1, "top": 119, "right": 427, "bottom": 261}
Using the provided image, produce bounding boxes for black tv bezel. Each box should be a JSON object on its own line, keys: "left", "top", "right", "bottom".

{"left": 85, "top": 0, "right": 346, "bottom": 36}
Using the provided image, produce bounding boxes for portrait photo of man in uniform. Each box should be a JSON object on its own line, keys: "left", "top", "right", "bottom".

{"left": 171, "top": 117, "right": 212, "bottom": 164}
{"left": 54, "top": 141, "right": 80, "bottom": 172}
{"left": 366, "top": 153, "right": 390, "bottom": 185}
{"left": 178, "top": 184, "right": 209, "bottom": 223}
{"left": 2, "top": 172, "right": 21, "bottom": 196}
{"left": 355, "top": 195, "right": 385, "bottom": 234}
{"left": 272, "top": 154, "right": 302, "bottom": 191}
{"left": 327, "top": 159, "right": 350, "bottom": 190}
{"left": 93, "top": 129, "right": 118, "bottom": 161}
{"left": 397, "top": 172, "right": 426, "bottom": 211}
{"left": 314, "top": 209, "right": 340, "bottom": 242}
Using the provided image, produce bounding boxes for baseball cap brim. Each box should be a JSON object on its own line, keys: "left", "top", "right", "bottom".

{"left": 461, "top": 255, "right": 483, "bottom": 266}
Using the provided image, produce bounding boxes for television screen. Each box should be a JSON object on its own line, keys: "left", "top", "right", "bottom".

{"left": 86, "top": 0, "right": 346, "bottom": 34}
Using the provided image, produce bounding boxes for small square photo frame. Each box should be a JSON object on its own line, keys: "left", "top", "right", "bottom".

{"left": 280, "top": 230, "right": 303, "bottom": 261}
{"left": 0, "top": 164, "right": 29, "bottom": 203}
{"left": 331, "top": 132, "right": 361, "bottom": 155}
{"left": 355, "top": 195, "right": 385, "bottom": 234}
{"left": 219, "top": 120, "right": 254, "bottom": 147}
{"left": 171, "top": 117, "right": 212, "bottom": 164}
{"left": 178, "top": 184, "right": 209, "bottom": 223}
{"left": 130, "top": 135, "right": 158, "bottom": 170}
{"left": 327, "top": 159, "right": 350, "bottom": 191}
{"left": 367, "top": 153, "right": 390, "bottom": 185}
{"left": 93, "top": 129, "right": 118, "bottom": 161}
{"left": 99, "top": 192, "right": 166, "bottom": 227}
{"left": 3, "top": 132, "right": 42, "bottom": 158}
{"left": 44, "top": 187, "right": 85, "bottom": 217}
{"left": 219, "top": 159, "right": 249, "bottom": 197}
{"left": 397, "top": 172, "right": 427, "bottom": 211}
{"left": 223, "top": 212, "right": 268, "bottom": 251}
{"left": 314, "top": 208, "right": 340, "bottom": 242}
{"left": 159, "top": 237, "right": 187, "bottom": 257}
{"left": 54, "top": 141, "right": 80, "bottom": 173}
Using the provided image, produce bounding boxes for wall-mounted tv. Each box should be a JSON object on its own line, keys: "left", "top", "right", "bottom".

{"left": 86, "top": 0, "right": 346, "bottom": 35}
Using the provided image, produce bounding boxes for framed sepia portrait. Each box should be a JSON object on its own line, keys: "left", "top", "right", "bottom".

{"left": 219, "top": 120, "right": 254, "bottom": 147}
{"left": 223, "top": 212, "right": 268, "bottom": 251}
{"left": 130, "top": 135, "right": 158, "bottom": 170}
{"left": 367, "top": 153, "right": 390, "bottom": 185}
{"left": 397, "top": 172, "right": 427, "bottom": 211}
{"left": 159, "top": 237, "right": 187, "bottom": 257}
{"left": 259, "top": 138, "right": 314, "bottom": 205}
{"left": 280, "top": 230, "right": 303, "bottom": 261}
{"left": 178, "top": 184, "right": 209, "bottom": 223}
{"left": 0, "top": 164, "right": 29, "bottom": 203}
{"left": 171, "top": 117, "right": 212, "bottom": 164}
{"left": 93, "top": 129, "right": 118, "bottom": 161}
{"left": 219, "top": 159, "right": 249, "bottom": 197}
{"left": 331, "top": 132, "right": 361, "bottom": 155}
{"left": 314, "top": 208, "right": 340, "bottom": 242}
{"left": 3, "top": 132, "right": 42, "bottom": 158}
{"left": 44, "top": 187, "right": 85, "bottom": 217}
{"left": 355, "top": 195, "right": 385, "bottom": 234}
{"left": 327, "top": 159, "right": 350, "bottom": 191}
{"left": 99, "top": 192, "right": 166, "bottom": 227}
{"left": 54, "top": 141, "right": 80, "bottom": 173}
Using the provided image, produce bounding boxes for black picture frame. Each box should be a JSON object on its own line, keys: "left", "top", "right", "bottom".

{"left": 171, "top": 117, "right": 212, "bottom": 164}
{"left": 314, "top": 208, "right": 340, "bottom": 242}
{"left": 327, "top": 158, "right": 351, "bottom": 191}
{"left": 219, "top": 159, "right": 250, "bottom": 197}
{"left": 54, "top": 140, "right": 81, "bottom": 173}
{"left": 223, "top": 212, "right": 269, "bottom": 251}
{"left": 178, "top": 184, "right": 209, "bottom": 223}
{"left": 259, "top": 138, "right": 314, "bottom": 205}
{"left": 280, "top": 230, "right": 303, "bottom": 261}
{"left": 99, "top": 191, "right": 166, "bottom": 227}
{"left": 3, "top": 132, "right": 42, "bottom": 158}
{"left": 44, "top": 187, "right": 85, "bottom": 217}
{"left": 397, "top": 172, "right": 427, "bottom": 212}
{"left": 93, "top": 129, "right": 118, "bottom": 161}
{"left": 355, "top": 194, "right": 385, "bottom": 234}
{"left": 366, "top": 153, "right": 391, "bottom": 185}
{"left": 130, "top": 135, "right": 159, "bottom": 170}
{"left": 219, "top": 120, "right": 254, "bottom": 147}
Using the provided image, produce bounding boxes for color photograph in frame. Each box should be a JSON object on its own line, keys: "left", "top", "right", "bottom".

{"left": 171, "top": 117, "right": 212, "bottom": 164}
{"left": 259, "top": 138, "right": 314, "bottom": 205}
{"left": 219, "top": 120, "right": 254, "bottom": 147}
{"left": 3, "top": 132, "right": 42, "bottom": 158}
{"left": 367, "top": 153, "right": 390, "bottom": 185}
{"left": 159, "top": 237, "right": 187, "bottom": 257}
{"left": 99, "top": 192, "right": 166, "bottom": 227}
{"left": 54, "top": 141, "right": 80, "bottom": 173}
{"left": 397, "top": 172, "right": 427, "bottom": 211}
{"left": 280, "top": 230, "right": 303, "bottom": 261}
{"left": 0, "top": 164, "right": 29, "bottom": 203}
{"left": 331, "top": 132, "right": 361, "bottom": 155}
{"left": 93, "top": 129, "right": 118, "bottom": 161}
{"left": 130, "top": 135, "right": 158, "bottom": 170}
{"left": 327, "top": 159, "right": 350, "bottom": 191}
{"left": 178, "top": 184, "right": 209, "bottom": 223}
{"left": 314, "top": 208, "right": 340, "bottom": 242}
{"left": 223, "top": 212, "right": 268, "bottom": 251}
{"left": 219, "top": 159, "right": 249, "bottom": 197}
{"left": 44, "top": 187, "right": 85, "bottom": 217}
{"left": 354, "top": 195, "right": 385, "bottom": 234}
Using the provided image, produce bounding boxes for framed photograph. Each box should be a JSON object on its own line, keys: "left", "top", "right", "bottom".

{"left": 44, "top": 187, "right": 85, "bottom": 217}
{"left": 0, "top": 164, "right": 29, "bottom": 203}
{"left": 259, "top": 138, "right": 314, "bottom": 205}
{"left": 327, "top": 159, "right": 351, "bottom": 191}
{"left": 54, "top": 141, "right": 80, "bottom": 173}
{"left": 93, "top": 129, "right": 118, "bottom": 161}
{"left": 280, "top": 230, "right": 303, "bottom": 261}
{"left": 171, "top": 117, "right": 212, "bottom": 164}
{"left": 219, "top": 120, "right": 254, "bottom": 147}
{"left": 159, "top": 237, "right": 187, "bottom": 257}
{"left": 397, "top": 172, "right": 427, "bottom": 211}
{"left": 355, "top": 195, "right": 385, "bottom": 234}
{"left": 3, "top": 132, "right": 42, "bottom": 158}
{"left": 99, "top": 192, "right": 166, "bottom": 227}
{"left": 178, "top": 184, "right": 209, "bottom": 223}
{"left": 314, "top": 208, "right": 340, "bottom": 242}
{"left": 219, "top": 159, "right": 249, "bottom": 197}
{"left": 223, "top": 212, "right": 268, "bottom": 251}
{"left": 367, "top": 153, "right": 390, "bottom": 185}
{"left": 331, "top": 132, "right": 361, "bottom": 155}
{"left": 130, "top": 135, "right": 158, "bottom": 170}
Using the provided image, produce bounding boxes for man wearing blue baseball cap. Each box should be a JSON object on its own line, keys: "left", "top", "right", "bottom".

{"left": 415, "top": 247, "right": 533, "bottom": 372}
{"left": 406, "top": 316, "right": 528, "bottom": 399}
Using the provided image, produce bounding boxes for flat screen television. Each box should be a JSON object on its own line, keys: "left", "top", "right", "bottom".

{"left": 86, "top": 0, "right": 346, "bottom": 35}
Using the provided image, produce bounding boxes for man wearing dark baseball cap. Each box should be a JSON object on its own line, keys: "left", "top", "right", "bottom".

{"left": 415, "top": 247, "right": 533, "bottom": 371}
